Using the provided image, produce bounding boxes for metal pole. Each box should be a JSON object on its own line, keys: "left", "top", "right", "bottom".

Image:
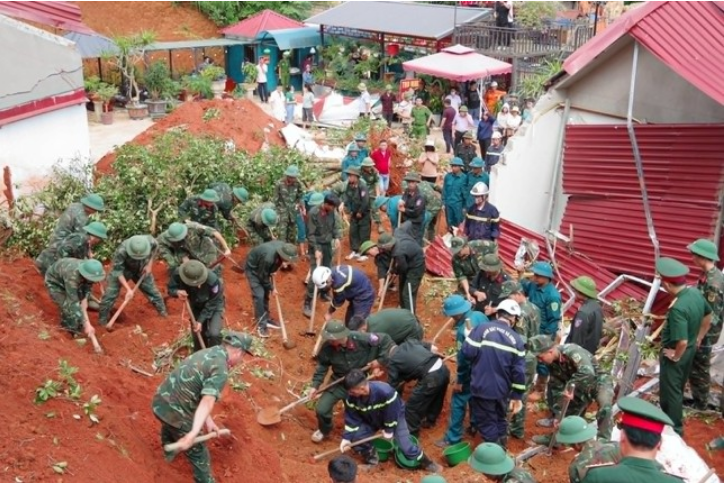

{"left": 593, "top": 2, "right": 600, "bottom": 35}
{"left": 545, "top": 98, "right": 571, "bottom": 233}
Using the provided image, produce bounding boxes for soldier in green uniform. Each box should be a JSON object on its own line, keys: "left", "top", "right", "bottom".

{"left": 687, "top": 239, "right": 723, "bottom": 410}
{"left": 345, "top": 133, "right": 369, "bottom": 160}
{"left": 207, "top": 182, "right": 248, "bottom": 224}
{"left": 303, "top": 194, "right": 342, "bottom": 317}
{"left": 468, "top": 442, "right": 537, "bottom": 482}
{"left": 450, "top": 236, "right": 497, "bottom": 300}
{"left": 179, "top": 189, "right": 221, "bottom": 230}
{"left": 35, "top": 221, "right": 108, "bottom": 275}
{"left": 168, "top": 260, "right": 225, "bottom": 351}
{"left": 655, "top": 257, "right": 712, "bottom": 436}
{"left": 360, "top": 158, "right": 382, "bottom": 231}
{"left": 454, "top": 132, "right": 477, "bottom": 172}
{"left": 582, "top": 397, "right": 682, "bottom": 483}
{"left": 45, "top": 193, "right": 105, "bottom": 247}
{"left": 500, "top": 280, "right": 540, "bottom": 439}
{"left": 399, "top": 172, "right": 426, "bottom": 245}
{"left": 44, "top": 258, "right": 106, "bottom": 337}
{"left": 529, "top": 335, "right": 614, "bottom": 443}
{"left": 244, "top": 241, "right": 299, "bottom": 338}
{"left": 410, "top": 97, "right": 433, "bottom": 139}
{"left": 341, "top": 167, "right": 370, "bottom": 260}
{"left": 98, "top": 235, "right": 167, "bottom": 326}
{"left": 278, "top": 50, "right": 291, "bottom": 87}
{"left": 566, "top": 276, "right": 604, "bottom": 355}
{"left": 347, "top": 308, "right": 423, "bottom": 344}
{"left": 274, "top": 165, "right": 305, "bottom": 245}
{"left": 554, "top": 416, "right": 620, "bottom": 483}
{"left": 158, "top": 222, "right": 231, "bottom": 280}
{"left": 308, "top": 320, "right": 394, "bottom": 443}
{"left": 417, "top": 179, "right": 442, "bottom": 242}
{"left": 152, "top": 332, "right": 254, "bottom": 483}
{"left": 245, "top": 202, "right": 278, "bottom": 246}
{"left": 470, "top": 253, "right": 510, "bottom": 316}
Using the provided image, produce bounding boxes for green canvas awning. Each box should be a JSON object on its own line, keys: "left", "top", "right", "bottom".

{"left": 255, "top": 27, "right": 321, "bottom": 50}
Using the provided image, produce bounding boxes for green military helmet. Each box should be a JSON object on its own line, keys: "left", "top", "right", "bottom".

{"left": 404, "top": 172, "right": 421, "bottom": 183}
{"left": 284, "top": 165, "right": 300, "bottom": 177}
{"left": 83, "top": 221, "right": 108, "bottom": 239}
{"left": 361, "top": 157, "right": 375, "bottom": 168}
{"left": 179, "top": 260, "right": 208, "bottom": 286}
{"left": 261, "top": 208, "right": 278, "bottom": 227}
{"left": 263, "top": 48, "right": 271, "bottom": 55}
{"left": 500, "top": 280, "right": 524, "bottom": 298}
{"left": 385, "top": 84, "right": 393, "bottom": 90}
{"left": 459, "top": 105, "right": 469, "bottom": 113}
{"left": 277, "top": 243, "right": 299, "bottom": 262}
{"left": 354, "top": 133, "right": 367, "bottom": 142}
{"left": 322, "top": 320, "right": 350, "bottom": 341}
{"left": 570, "top": 276, "right": 598, "bottom": 299}
{"left": 308, "top": 192, "right": 325, "bottom": 207}
{"left": 223, "top": 331, "right": 253, "bottom": 353}
{"left": 688, "top": 238, "right": 720, "bottom": 261}
{"left": 528, "top": 334, "right": 556, "bottom": 355}
{"left": 450, "top": 157, "right": 465, "bottom": 167}
{"left": 478, "top": 253, "right": 502, "bottom": 272}
{"left": 200, "top": 189, "right": 220, "bottom": 203}
{"left": 78, "top": 259, "right": 105, "bottom": 283}
{"left": 232, "top": 187, "right": 249, "bottom": 202}
{"left": 468, "top": 442, "right": 514, "bottom": 476}
{"left": 357, "top": 82, "right": 367, "bottom": 91}
{"left": 127, "top": 235, "right": 151, "bottom": 260}
{"left": 556, "top": 416, "right": 597, "bottom": 445}
{"left": 617, "top": 396, "right": 674, "bottom": 431}
{"left": 420, "top": 476, "right": 447, "bottom": 483}
{"left": 655, "top": 257, "right": 689, "bottom": 278}
{"left": 449, "top": 236, "right": 467, "bottom": 255}
{"left": 345, "top": 166, "right": 361, "bottom": 177}
{"left": 374, "top": 196, "right": 389, "bottom": 211}
{"left": 462, "top": 131, "right": 474, "bottom": 140}
{"left": 359, "top": 240, "right": 377, "bottom": 255}
{"left": 469, "top": 157, "right": 485, "bottom": 169}
{"left": 531, "top": 261, "right": 554, "bottom": 279}
{"left": 80, "top": 193, "right": 105, "bottom": 211}
{"left": 347, "top": 144, "right": 360, "bottom": 152}
{"left": 442, "top": 294, "right": 472, "bottom": 317}
{"left": 377, "top": 233, "right": 395, "bottom": 249}
{"left": 166, "top": 222, "right": 188, "bottom": 242}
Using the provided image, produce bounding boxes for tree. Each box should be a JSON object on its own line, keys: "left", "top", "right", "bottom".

{"left": 103, "top": 32, "right": 156, "bottom": 107}
{"left": 515, "top": 1, "right": 564, "bottom": 29}
{"left": 191, "top": 1, "right": 313, "bottom": 26}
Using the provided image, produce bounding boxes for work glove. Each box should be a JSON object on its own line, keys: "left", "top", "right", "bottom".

{"left": 382, "top": 431, "right": 394, "bottom": 440}
{"left": 340, "top": 439, "right": 352, "bottom": 453}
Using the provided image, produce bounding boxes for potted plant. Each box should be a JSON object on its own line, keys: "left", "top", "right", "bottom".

{"left": 201, "top": 66, "right": 227, "bottom": 99}
{"left": 84, "top": 75, "right": 104, "bottom": 122}
{"left": 143, "top": 61, "right": 172, "bottom": 119}
{"left": 181, "top": 74, "right": 211, "bottom": 101}
{"left": 96, "top": 83, "right": 118, "bottom": 125}
{"left": 104, "top": 31, "right": 156, "bottom": 120}
{"left": 241, "top": 61, "right": 258, "bottom": 100}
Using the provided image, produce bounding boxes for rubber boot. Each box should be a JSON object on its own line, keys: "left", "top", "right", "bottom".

{"left": 303, "top": 297, "right": 313, "bottom": 318}
{"left": 420, "top": 454, "right": 442, "bottom": 474}
{"left": 497, "top": 436, "right": 508, "bottom": 450}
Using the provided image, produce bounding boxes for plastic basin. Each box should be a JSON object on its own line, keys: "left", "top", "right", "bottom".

{"left": 442, "top": 441, "right": 472, "bottom": 467}
{"left": 393, "top": 434, "right": 419, "bottom": 449}
{"left": 393, "top": 435, "right": 422, "bottom": 469}
{"left": 372, "top": 438, "right": 394, "bottom": 462}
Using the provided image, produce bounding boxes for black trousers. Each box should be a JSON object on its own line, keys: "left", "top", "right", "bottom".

{"left": 350, "top": 214, "right": 371, "bottom": 253}
{"left": 306, "top": 242, "right": 333, "bottom": 298}
{"left": 257, "top": 82, "right": 268, "bottom": 102}
{"left": 479, "top": 138, "right": 491, "bottom": 159}
{"left": 399, "top": 264, "right": 424, "bottom": 314}
{"left": 245, "top": 269, "right": 271, "bottom": 330}
{"left": 405, "top": 364, "right": 450, "bottom": 435}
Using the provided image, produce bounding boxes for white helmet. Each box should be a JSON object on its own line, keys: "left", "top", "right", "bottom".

{"left": 470, "top": 182, "right": 489, "bottom": 197}
{"left": 312, "top": 266, "right": 332, "bottom": 289}
{"left": 496, "top": 299, "right": 522, "bottom": 317}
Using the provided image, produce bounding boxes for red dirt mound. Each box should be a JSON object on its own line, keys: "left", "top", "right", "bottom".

{"left": 96, "top": 99, "right": 285, "bottom": 175}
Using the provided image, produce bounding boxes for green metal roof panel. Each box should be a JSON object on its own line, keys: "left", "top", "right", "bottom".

{"left": 255, "top": 27, "right": 321, "bottom": 50}
{"left": 146, "top": 38, "right": 251, "bottom": 52}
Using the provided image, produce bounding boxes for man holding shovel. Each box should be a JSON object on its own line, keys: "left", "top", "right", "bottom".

{"left": 347, "top": 309, "right": 423, "bottom": 345}
{"left": 313, "top": 265, "right": 375, "bottom": 326}
{"left": 245, "top": 203, "right": 279, "bottom": 246}
{"left": 152, "top": 332, "right": 254, "bottom": 483}
{"left": 158, "top": 222, "right": 231, "bottom": 282}
{"left": 35, "top": 221, "right": 108, "bottom": 276}
{"left": 274, "top": 165, "right": 305, "bottom": 245}
{"left": 208, "top": 183, "right": 248, "bottom": 224}
{"left": 98, "top": 235, "right": 167, "bottom": 326}
{"left": 179, "top": 189, "right": 222, "bottom": 230}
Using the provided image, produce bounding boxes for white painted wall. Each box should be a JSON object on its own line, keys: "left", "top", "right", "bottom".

{"left": 0, "top": 105, "right": 90, "bottom": 196}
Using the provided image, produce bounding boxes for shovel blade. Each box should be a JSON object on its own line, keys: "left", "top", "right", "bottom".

{"left": 282, "top": 340, "right": 297, "bottom": 350}
{"left": 257, "top": 406, "right": 282, "bottom": 426}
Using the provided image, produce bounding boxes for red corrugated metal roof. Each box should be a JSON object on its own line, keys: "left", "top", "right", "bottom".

{"left": 0, "top": 1, "right": 94, "bottom": 34}
{"left": 562, "top": 1, "right": 724, "bottom": 105}
{"left": 221, "top": 9, "right": 303, "bottom": 39}
{"left": 561, "top": 124, "right": 724, "bottom": 279}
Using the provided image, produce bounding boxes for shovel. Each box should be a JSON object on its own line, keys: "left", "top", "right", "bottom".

{"left": 215, "top": 246, "right": 244, "bottom": 273}
{"left": 312, "top": 433, "right": 383, "bottom": 461}
{"left": 184, "top": 300, "right": 206, "bottom": 350}
{"left": 106, "top": 253, "right": 158, "bottom": 331}
{"left": 164, "top": 428, "right": 231, "bottom": 456}
{"left": 273, "top": 280, "right": 296, "bottom": 350}
{"left": 548, "top": 382, "right": 575, "bottom": 456}
{"left": 303, "top": 266, "right": 319, "bottom": 337}
{"left": 431, "top": 317, "right": 455, "bottom": 345}
{"left": 376, "top": 258, "right": 395, "bottom": 312}
{"left": 81, "top": 306, "right": 104, "bottom": 354}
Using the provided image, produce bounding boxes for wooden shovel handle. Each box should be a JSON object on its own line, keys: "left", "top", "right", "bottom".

{"left": 273, "top": 281, "right": 289, "bottom": 343}
{"left": 286, "top": 363, "right": 373, "bottom": 414}
{"left": 313, "top": 433, "right": 382, "bottom": 461}
{"left": 186, "top": 300, "right": 206, "bottom": 350}
{"left": 431, "top": 317, "right": 455, "bottom": 345}
{"left": 164, "top": 428, "right": 231, "bottom": 453}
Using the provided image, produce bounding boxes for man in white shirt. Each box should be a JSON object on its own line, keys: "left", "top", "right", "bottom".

{"left": 445, "top": 88, "right": 462, "bottom": 111}
{"left": 256, "top": 54, "right": 269, "bottom": 103}
{"left": 358, "top": 83, "right": 371, "bottom": 118}
{"left": 453, "top": 105, "right": 477, "bottom": 147}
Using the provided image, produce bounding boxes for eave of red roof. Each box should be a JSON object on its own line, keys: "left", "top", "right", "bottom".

{"left": 221, "top": 9, "right": 303, "bottom": 38}
{"left": 0, "top": 1, "right": 94, "bottom": 34}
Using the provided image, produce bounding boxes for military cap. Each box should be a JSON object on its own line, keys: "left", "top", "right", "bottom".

{"left": 359, "top": 240, "right": 377, "bottom": 255}
{"left": 308, "top": 192, "right": 324, "bottom": 207}
{"left": 361, "top": 157, "right": 375, "bottom": 168}
{"left": 223, "top": 331, "right": 253, "bottom": 353}
{"left": 469, "top": 157, "right": 485, "bottom": 169}
{"left": 688, "top": 238, "right": 719, "bottom": 261}
{"left": 345, "top": 166, "right": 361, "bottom": 177}
{"left": 528, "top": 334, "right": 556, "bottom": 355}
{"left": 284, "top": 165, "right": 300, "bottom": 177}
{"left": 421, "top": 476, "right": 447, "bottom": 483}
{"left": 232, "top": 187, "right": 249, "bottom": 202}
{"left": 354, "top": 133, "right": 367, "bottom": 142}
{"left": 655, "top": 257, "right": 689, "bottom": 281}
{"left": 377, "top": 233, "right": 395, "bottom": 248}
{"left": 199, "top": 189, "right": 220, "bottom": 203}
{"left": 127, "top": 235, "right": 151, "bottom": 260}
{"left": 324, "top": 193, "right": 341, "bottom": 207}
{"left": 531, "top": 261, "right": 554, "bottom": 279}
{"left": 261, "top": 208, "right": 278, "bottom": 227}
{"left": 459, "top": 105, "right": 469, "bottom": 113}
{"left": 80, "top": 193, "right": 105, "bottom": 211}
{"left": 277, "top": 243, "right": 299, "bottom": 262}
{"left": 478, "top": 253, "right": 502, "bottom": 272}
{"left": 179, "top": 260, "right": 208, "bottom": 286}
{"left": 385, "top": 84, "right": 393, "bottom": 90}
{"left": 499, "top": 280, "right": 523, "bottom": 298}
{"left": 404, "top": 172, "right": 421, "bottom": 183}
{"left": 357, "top": 83, "right": 367, "bottom": 91}
{"left": 322, "top": 320, "right": 350, "bottom": 341}
{"left": 462, "top": 131, "right": 474, "bottom": 140}
{"left": 374, "top": 196, "right": 389, "bottom": 211}
{"left": 442, "top": 294, "right": 472, "bottom": 317}
{"left": 83, "top": 221, "right": 108, "bottom": 239}
{"left": 556, "top": 416, "right": 597, "bottom": 445}
{"left": 450, "top": 157, "right": 465, "bottom": 167}
{"left": 617, "top": 396, "right": 673, "bottom": 433}
{"left": 166, "top": 222, "right": 188, "bottom": 242}
{"left": 449, "top": 236, "right": 467, "bottom": 255}
{"left": 468, "top": 442, "right": 514, "bottom": 476}
{"left": 283, "top": 50, "right": 291, "bottom": 57}
{"left": 570, "top": 276, "right": 598, "bottom": 299}
{"left": 78, "top": 259, "right": 105, "bottom": 283}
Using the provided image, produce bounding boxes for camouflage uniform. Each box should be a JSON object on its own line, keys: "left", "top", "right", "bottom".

{"left": 689, "top": 265, "right": 724, "bottom": 409}
{"left": 98, "top": 236, "right": 166, "bottom": 325}
{"left": 452, "top": 240, "right": 497, "bottom": 294}
{"left": 509, "top": 299, "right": 541, "bottom": 438}
{"left": 570, "top": 439, "right": 620, "bottom": 483}
{"left": 179, "top": 196, "right": 220, "bottom": 230}
{"left": 158, "top": 222, "right": 220, "bottom": 274}
{"left": 273, "top": 177, "right": 304, "bottom": 244}
{"left": 48, "top": 202, "right": 89, "bottom": 245}
{"left": 503, "top": 468, "right": 537, "bottom": 483}
{"left": 454, "top": 143, "right": 477, "bottom": 171}
{"left": 245, "top": 202, "right": 277, "bottom": 246}
{"left": 342, "top": 178, "right": 370, "bottom": 254}
{"left": 361, "top": 167, "right": 381, "bottom": 225}
{"left": 305, "top": 204, "right": 343, "bottom": 299}
{"left": 152, "top": 345, "right": 230, "bottom": 483}
{"left": 546, "top": 344, "right": 614, "bottom": 440}
{"left": 44, "top": 258, "right": 94, "bottom": 334}
{"left": 36, "top": 232, "right": 92, "bottom": 275}
{"left": 168, "top": 267, "right": 225, "bottom": 351}
{"left": 418, "top": 180, "right": 442, "bottom": 242}
{"left": 208, "top": 182, "right": 237, "bottom": 221}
